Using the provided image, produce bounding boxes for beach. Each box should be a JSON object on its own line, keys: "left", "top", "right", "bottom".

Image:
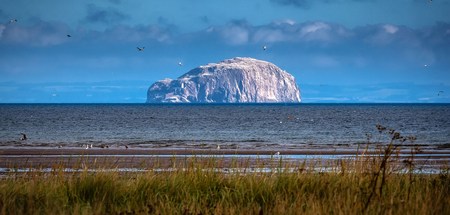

{"left": 2, "top": 147, "right": 449, "bottom": 172}
{"left": 1, "top": 147, "right": 449, "bottom": 214}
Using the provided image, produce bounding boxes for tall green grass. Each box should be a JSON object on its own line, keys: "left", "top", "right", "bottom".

{"left": 0, "top": 157, "right": 449, "bottom": 215}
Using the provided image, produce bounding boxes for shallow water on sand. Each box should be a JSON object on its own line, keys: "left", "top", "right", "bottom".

{"left": 0, "top": 104, "right": 449, "bottom": 149}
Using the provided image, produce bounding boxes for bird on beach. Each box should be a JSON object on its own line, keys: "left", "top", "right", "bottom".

{"left": 20, "top": 133, "right": 27, "bottom": 141}
{"left": 136, "top": 47, "right": 145, "bottom": 51}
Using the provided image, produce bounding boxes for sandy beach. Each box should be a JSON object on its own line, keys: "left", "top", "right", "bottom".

{"left": 1, "top": 147, "right": 449, "bottom": 170}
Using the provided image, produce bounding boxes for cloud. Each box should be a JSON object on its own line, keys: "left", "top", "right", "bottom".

{"left": 354, "top": 24, "right": 424, "bottom": 47}
{"left": 273, "top": 19, "right": 296, "bottom": 26}
{"left": 84, "top": 4, "right": 129, "bottom": 24}
{"left": 206, "top": 20, "right": 251, "bottom": 45}
{"left": 200, "top": 20, "right": 351, "bottom": 45}
{"left": 253, "top": 21, "right": 350, "bottom": 44}
{"left": 383, "top": 24, "right": 398, "bottom": 34}
{"left": 0, "top": 20, "right": 71, "bottom": 46}
{"left": 0, "top": 18, "right": 174, "bottom": 46}
{"left": 100, "top": 24, "right": 173, "bottom": 42}
{"left": 421, "top": 22, "right": 450, "bottom": 47}
{"left": 191, "top": 18, "right": 450, "bottom": 67}
{"left": 298, "top": 22, "right": 339, "bottom": 42}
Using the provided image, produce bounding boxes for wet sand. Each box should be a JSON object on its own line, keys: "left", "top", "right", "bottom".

{"left": 1, "top": 147, "right": 449, "bottom": 170}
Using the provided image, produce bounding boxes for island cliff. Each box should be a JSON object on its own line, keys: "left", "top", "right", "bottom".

{"left": 146, "top": 57, "right": 301, "bottom": 103}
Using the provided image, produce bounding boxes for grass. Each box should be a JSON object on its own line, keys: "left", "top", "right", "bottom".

{"left": 0, "top": 156, "right": 449, "bottom": 215}
{"left": 1, "top": 126, "right": 449, "bottom": 214}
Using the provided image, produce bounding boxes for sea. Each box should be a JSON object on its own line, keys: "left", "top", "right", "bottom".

{"left": 0, "top": 104, "right": 449, "bottom": 150}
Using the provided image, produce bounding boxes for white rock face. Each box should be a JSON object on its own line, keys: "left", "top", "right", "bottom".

{"left": 146, "top": 57, "right": 301, "bottom": 103}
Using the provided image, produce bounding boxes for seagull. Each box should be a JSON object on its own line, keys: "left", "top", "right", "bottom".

{"left": 20, "top": 133, "right": 27, "bottom": 141}
{"left": 263, "top": 45, "right": 267, "bottom": 51}
{"left": 136, "top": 47, "right": 145, "bottom": 51}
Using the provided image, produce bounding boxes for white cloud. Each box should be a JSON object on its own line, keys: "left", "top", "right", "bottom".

{"left": 301, "top": 22, "right": 330, "bottom": 34}
{"left": 298, "top": 22, "right": 348, "bottom": 42}
{"left": 383, "top": 24, "right": 398, "bottom": 34}
{"left": 273, "top": 19, "right": 296, "bottom": 26}
{"left": 365, "top": 24, "right": 401, "bottom": 45}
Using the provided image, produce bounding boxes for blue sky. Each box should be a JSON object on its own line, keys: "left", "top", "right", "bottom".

{"left": 0, "top": 0, "right": 449, "bottom": 103}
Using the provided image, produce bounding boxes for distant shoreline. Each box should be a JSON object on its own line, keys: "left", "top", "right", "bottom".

{"left": 1, "top": 102, "right": 450, "bottom": 105}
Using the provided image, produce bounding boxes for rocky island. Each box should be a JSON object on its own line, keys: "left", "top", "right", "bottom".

{"left": 146, "top": 57, "right": 301, "bottom": 103}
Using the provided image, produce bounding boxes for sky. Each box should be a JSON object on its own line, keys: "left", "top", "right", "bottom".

{"left": 0, "top": 0, "right": 449, "bottom": 103}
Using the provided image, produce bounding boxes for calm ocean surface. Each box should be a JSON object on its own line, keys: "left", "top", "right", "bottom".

{"left": 0, "top": 104, "right": 449, "bottom": 149}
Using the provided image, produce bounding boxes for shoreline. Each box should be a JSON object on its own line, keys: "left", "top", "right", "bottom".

{"left": 1, "top": 148, "right": 449, "bottom": 170}
{"left": 2, "top": 147, "right": 450, "bottom": 155}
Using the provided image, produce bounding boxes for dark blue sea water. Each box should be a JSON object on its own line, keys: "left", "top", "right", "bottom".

{"left": 0, "top": 104, "right": 449, "bottom": 149}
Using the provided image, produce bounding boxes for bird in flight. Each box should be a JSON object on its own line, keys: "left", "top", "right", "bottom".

{"left": 136, "top": 47, "right": 145, "bottom": 51}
